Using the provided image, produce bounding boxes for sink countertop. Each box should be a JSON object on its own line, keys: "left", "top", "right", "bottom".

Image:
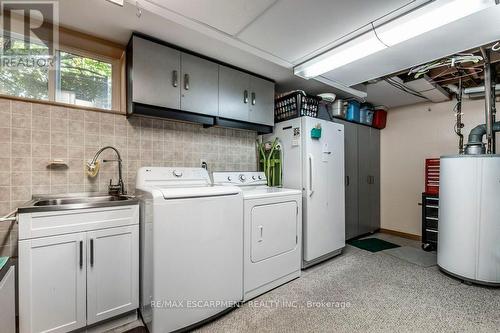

{"left": 17, "top": 192, "right": 139, "bottom": 214}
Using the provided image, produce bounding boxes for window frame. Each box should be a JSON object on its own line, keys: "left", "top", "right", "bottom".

{"left": 53, "top": 45, "right": 120, "bottom": 110}
{"left": 0, "top": 34, "right": 123, "bottom": 112}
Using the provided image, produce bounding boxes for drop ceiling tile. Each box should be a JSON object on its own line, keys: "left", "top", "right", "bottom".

{"left": 148, "top": 0, "right": 276, "bottom": 35}
{"left": 237, "top": 0, "right": 413, "bottom": 63}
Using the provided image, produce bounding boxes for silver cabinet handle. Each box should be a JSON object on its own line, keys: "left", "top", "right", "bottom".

{"left": 79, "top": 240, "right": 83, "bottom": 269}
{"left": 90, "top": 238, "right": 94, "bottom": 267}
{"left": 251, "top": 92, "right": 256, "bottom": 105}
{"left": 172, "top": 70, "right": 178, "bottom": 87}
{"left": 184, "top": 73, "right": 189, "bottom": 90}
{"left": 244, "top": 90, "right": 248, "bottom": 104}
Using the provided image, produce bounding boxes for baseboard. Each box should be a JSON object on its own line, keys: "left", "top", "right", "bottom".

{"left": 379, "top": 228, "right": 422, "bottom": 241}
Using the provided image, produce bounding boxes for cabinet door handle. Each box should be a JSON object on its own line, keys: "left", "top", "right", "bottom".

{"left": 79, "top": 240, "right": 83, "bottom": 269}
{"left": 367, "top": 175, "right": 371, "bottom": 184}
{"left": 90, "top": 238, "right": 94, "bottom": 267}
{"left": 243, "top": 90, "right": 248, "bottom": 104}
{"left": 184, "top": 74, "right": 190, "bottom": 90}
{"left": 172, "top": 70, "right": 178, "bottom": 87}
{"left": 251, "top": 92, "right": 256, "bottom": 105}
{"left": 346, "top": 175, "right": 350, "bottom": 186}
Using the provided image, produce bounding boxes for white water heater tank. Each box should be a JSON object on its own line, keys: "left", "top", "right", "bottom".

{"left": 438, "top": 155, "right": 500, "bottom": 286}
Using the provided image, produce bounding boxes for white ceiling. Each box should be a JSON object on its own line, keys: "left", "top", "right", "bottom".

{"left": 145, "top": 0, "right": 276, "bottom": 36}
{"left": 57, "top": 0, "right": 419, "bottom": 101}
{"left": 56, "top": 0, "right": 500, "bottom": 108}
{"left": 236, "top": 0, "right": 413, "bottom": 64}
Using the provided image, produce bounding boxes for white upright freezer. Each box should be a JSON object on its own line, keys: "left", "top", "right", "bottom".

{"left": 265, "top": 116, "right": 345, "bottom": 267}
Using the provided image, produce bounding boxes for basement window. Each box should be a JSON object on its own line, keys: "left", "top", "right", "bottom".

{"left": 0, "top": 34, "right": 120, "bottom": 111}
{"left": 56, "top": 51, "right": 113, "bottom": 110}
{"left": 0, "top": 36, "right": 50, "bottom": 100}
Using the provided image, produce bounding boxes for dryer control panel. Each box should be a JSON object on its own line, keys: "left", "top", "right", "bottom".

{"left": 213, "top": 172, "right": 267, "bottom": 186}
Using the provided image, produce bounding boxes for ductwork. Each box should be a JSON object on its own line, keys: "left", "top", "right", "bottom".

{"left": 465, "top": 121, "right": 500, "bottom": 155}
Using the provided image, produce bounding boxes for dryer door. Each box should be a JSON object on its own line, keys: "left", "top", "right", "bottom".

{"left": 251, "top": 201, "right": 298, "bottom": 262}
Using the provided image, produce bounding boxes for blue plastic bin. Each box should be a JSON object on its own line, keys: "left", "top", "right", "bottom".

{"left": 346, "top": 101, "right": 360, "bottom": 122}
{"left": 360, "top": 104, "right": 374, "bottom": 125}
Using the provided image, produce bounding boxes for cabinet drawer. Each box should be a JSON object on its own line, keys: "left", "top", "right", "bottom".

{"left": 425, "top": 229, "right": 438, "bottom": 242}
{"left": 19, "top": 205, "right": 139, "bottom": 240}
{"left": 424, "top": 218, "right": 438, "bottom": 230}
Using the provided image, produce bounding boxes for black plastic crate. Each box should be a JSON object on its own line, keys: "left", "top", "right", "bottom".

{"left": 274, "top": 92, "right": 320, "bottom": 123}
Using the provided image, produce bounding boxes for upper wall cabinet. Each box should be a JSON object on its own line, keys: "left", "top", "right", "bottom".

{"left": 128, "top": 34, "right": 275, "bottom": 132}
{"left": 249, "top": 76, "right": 274, "bottom": 126}
{"left": 219, "top": 66, "right": 251, "bottom": 122}
{"left": 219, "top": 66, "right": 274, "bottom": 127}
{"left": 180, "top": 53, "right": 219, "bottom": 116}
{"left": 131, "top": 36, "right": 181, "bottom": 110}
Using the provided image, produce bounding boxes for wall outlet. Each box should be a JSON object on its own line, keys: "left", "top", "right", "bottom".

{"left": 200, "top": 159, "right": 208, "bottom": 169}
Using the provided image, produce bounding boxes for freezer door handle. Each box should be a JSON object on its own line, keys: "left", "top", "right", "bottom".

{"left": 308, "top": 154, "right": 314, "bottom": 197}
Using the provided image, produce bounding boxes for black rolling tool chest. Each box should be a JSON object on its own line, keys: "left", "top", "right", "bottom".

{"left": 421, "top": 193, "right": 439, "bottom": 251}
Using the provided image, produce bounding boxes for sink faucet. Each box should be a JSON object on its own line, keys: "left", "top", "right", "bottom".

{"left": 87, "top": 146, "right": 126, "bottom": 196}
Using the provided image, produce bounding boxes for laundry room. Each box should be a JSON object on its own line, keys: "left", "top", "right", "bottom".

{"left": 0, "top": 1, "right": 499, "bottom": 333}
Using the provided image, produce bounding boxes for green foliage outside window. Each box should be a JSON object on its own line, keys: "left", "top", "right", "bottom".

{"left": 0, "top": 37, "right": 49, "bottom": 100}
{"left": 0, "top": 36, "right": 113, "bottom": 109}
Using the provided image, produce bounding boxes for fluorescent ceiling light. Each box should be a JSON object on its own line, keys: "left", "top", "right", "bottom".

{"left": 294, "top": 30, "right": 386, "bottom": 79}
{"left": 376, "top": 0, "right": 494, "bottom": 46}
{"left": 106, "top": 0, "right": 124, "bottom": 6}
{"left": 294, "top": 0, "right": 496, "bottom": 79}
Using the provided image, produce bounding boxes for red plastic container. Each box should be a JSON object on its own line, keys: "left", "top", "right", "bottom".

{"left": 425, "top": 158, "right": 440, "bottom": 195}
{"left": 372, "top": 109, "right": 387, "bottom": 129}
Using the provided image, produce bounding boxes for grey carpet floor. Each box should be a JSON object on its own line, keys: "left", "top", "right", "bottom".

{"left": 194, "top": 241, "right": 500, "bottom": 333}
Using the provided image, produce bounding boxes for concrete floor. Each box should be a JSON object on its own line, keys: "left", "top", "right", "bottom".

{"left": 124, "top": 234, "right": 500, "bottom": 333}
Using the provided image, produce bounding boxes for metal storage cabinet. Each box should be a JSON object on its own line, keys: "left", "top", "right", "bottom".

{"left": 371, "top": 129, "right": 381, "bottom": 232}
{"left": 180, "top": 53, "right": 219, "bottom": 116}
{"left": 358, "top": 126, "right": 381, "bottom": 235}
{"left": 334, "top": 119, "right": 380, "bottom": 239}
{"left": 249, "top": 76, "right": 275, "bottom": 126}
{"left": 131, "top": 36, "right": 181, "bottom": 110}
{"left": 336, "top": 119, "right": 359, "bottom": 239}
{"left": 219, "top": 65, "right": 251, "bottom": 122}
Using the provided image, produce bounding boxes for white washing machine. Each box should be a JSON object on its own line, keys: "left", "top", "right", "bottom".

{"left": 213, "top": 172, "right": 302, "bottom": 301}
{"left": 135, "top": 167, "right": 243, "bottom": 333}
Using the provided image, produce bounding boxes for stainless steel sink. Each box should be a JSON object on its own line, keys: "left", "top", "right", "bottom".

{"left": 34, "top": 195, "right": 129, "bottom": 206}
{"left": 18, "top": 193, "right": 138, "bottom": 213}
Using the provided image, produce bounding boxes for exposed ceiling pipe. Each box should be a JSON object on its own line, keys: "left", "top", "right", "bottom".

{"left": 480, "top": 47, "right": 495, "bottom": 154}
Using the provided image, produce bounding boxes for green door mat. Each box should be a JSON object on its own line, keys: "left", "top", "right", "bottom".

{"left": 347, "top": 238, "right": 400, "bottom": 253}
{"left": 0, "top": 256, "right": 8, "bottom": 270}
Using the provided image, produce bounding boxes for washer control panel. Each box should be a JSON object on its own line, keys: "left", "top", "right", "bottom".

{"left": 213, "top": 172, "right": 267, "bottom": 186}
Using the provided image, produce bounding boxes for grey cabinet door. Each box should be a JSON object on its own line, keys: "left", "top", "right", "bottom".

{"left": 219, "top": 66, "right": 250, "bottom": 122}
{"left": 132, "top": 36, "right": 181, "bottom": 109}
{"left": 249, "top": 76, "right": 274, "bottom": 126}
{"left": 343, "top": 121, "right": 359, "bottom": 240}
{"left": 370, "top": 129, "right": 381, "bottom": 231}
{"left": 357, "top": 125, "right": 373, "bottom": 235}
{"left": 334, "top": 119, "right": 359, "bottom": 240}
{"left": 180, "top": 53, "right": 219, "bottom": 116}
